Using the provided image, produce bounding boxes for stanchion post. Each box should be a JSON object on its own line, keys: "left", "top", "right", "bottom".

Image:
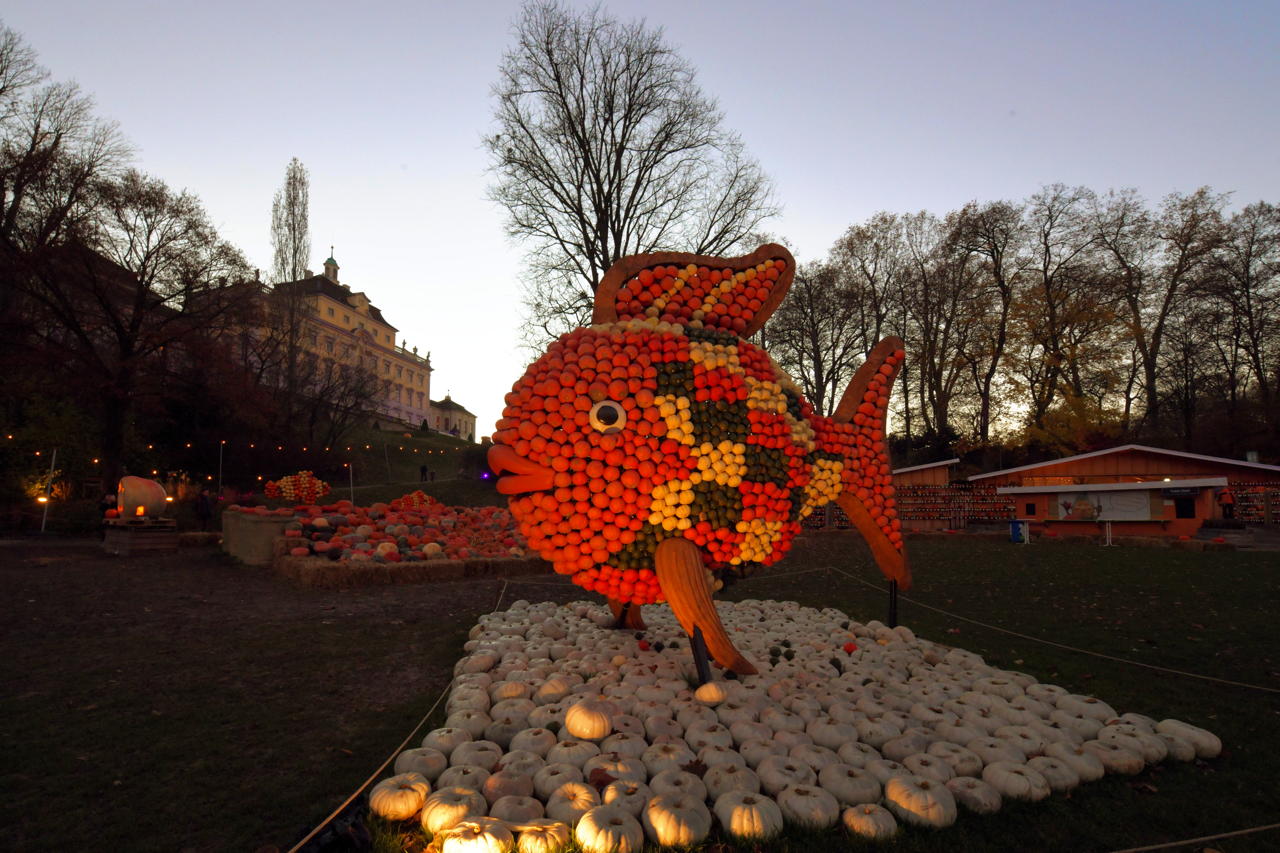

{"left": 691, "top": 625, "right": 711, "bottom": 686}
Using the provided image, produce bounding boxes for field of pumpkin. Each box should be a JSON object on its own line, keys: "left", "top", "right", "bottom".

{"left": 365, "top": 597, "right": 1221, "bottom": 852}
{"left": 228, "top": 490, "right": 528, "bottom": 563}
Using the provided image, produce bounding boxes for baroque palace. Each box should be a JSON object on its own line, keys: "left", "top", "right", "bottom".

{"left": 272, "top": 254, "right": 476, "bottom": 439}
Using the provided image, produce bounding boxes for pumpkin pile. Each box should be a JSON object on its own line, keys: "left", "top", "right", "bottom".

{"left": 368, "top": 599, "right": 1220, "bottom": 849}
{"left": 263, "top": 470, "right": 331, "bottom": 504}
{"left": 229, "top": 495, "right": 528, "bottom": 562}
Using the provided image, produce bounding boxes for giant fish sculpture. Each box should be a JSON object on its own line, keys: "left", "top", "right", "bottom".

{"left": 489, "top": 245, "right": 907, "bottom": 674}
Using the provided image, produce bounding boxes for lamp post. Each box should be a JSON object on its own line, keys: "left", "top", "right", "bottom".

{"left": 217, "top": 440, "right": 225, "bottom": 494}
{"left": 346, "top": 462, "right": 355, "bottom": 502}
{"left": 39, "top": 447, "right": 57, "bottom": 533}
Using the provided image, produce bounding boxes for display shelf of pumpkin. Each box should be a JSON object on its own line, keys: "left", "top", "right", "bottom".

{"left": 363, "top": 598, "right": 1220, "bottom": 849}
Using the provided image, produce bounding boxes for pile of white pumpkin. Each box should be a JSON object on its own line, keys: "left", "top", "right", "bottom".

{"left": 368, "top": 598, "right": 1220, "bottom": 852}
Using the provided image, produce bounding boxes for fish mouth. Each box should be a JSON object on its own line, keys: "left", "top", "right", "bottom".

{"left": 488, "top": 444, "right": 555, "bottom": 496}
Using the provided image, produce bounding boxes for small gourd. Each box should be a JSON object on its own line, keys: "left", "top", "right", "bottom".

{"left": 694, "top": 681, "right": 728, "bottom": 705}
{"left": 574, "top": 805, "right": 644, "bottom": 853}
{"left": 713, "top": 791, "right": 784, "bottom": 841}
{"left": 641, "top": 793, "right": 713, "bottom": 846}
{"left": 884, "top": 774, "right": 958, "bottom": 828}
{"left": 841, "top": 803, "right": 898, "bottom": 840}
{"left": 368, "top": 772, "right": 431, "bottom": 821}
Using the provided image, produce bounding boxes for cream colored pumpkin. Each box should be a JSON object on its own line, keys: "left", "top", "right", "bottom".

{"left": 966, "top": 736, "right": 1025, "bottom": 766}
{"left": 1026, "top": 756, "right": 1080, "bottom": 793}
{"left": 425, "top": 726, "right": 475, "bottom": 756}
{"left": 583, "top": 753, "right": 646, "bottom": 784}
{"left": 713, "top": 790, "right": 783, "bottom": 841}
{"left": 881, "top": 733, "right": 929, "bottom": 763}
{"left": 482, "top": 770, "right": 534, "bottom": 806}
{"left": 599, "top": 733, "right": 647, "bottom": 759}
{"left": 994, "top": 725, "right": 1046, "bottom": 758}
{"left": 864, "top": 758, "right": 913, "bottom": 786}
{"left": 1043, "top": 742, "right": 1106, "bottom": 782}
{"left": 574, "top": 805, "right": 644, "bottom": 853}
{"left": 884, "top": 775, "right": 958, "bottom": 828}
{"left": 902, "top": 752, "right": 956, "bottom": 784}
{"left": 807, "top": 719, "right": 859, "bottom": 750}
{"left": 641, "top": 742, "right": 695, "bottom": 777}
{"left": 741, "top": 738, "right": 788, "bottom": 768}
{"left": 684, "top": 721, "right": 733, "bottom": 751}
{"left": 788, "top": 743, "right": 840, "bottom": 771}
{"left": 490, "top": 795, "right": 544, "bottom": 823}
{"left": 533, "top": 764, "right": 583, "bottom": 801}
{"left": 395, "top": 747, "right": 448, "bottom": 781}
{"left": 564, "top": 699, "right": 614, "bottom": 741}
{"left": 1156, "top": 731, "right": 1197, "bottom": 762}
{"left": 544, "top": 739, "right": 600, "bottom": 768}
{"left": 497, "top": 751, "right": 545, "bottom": 779}
{"left": 369, "top": 772, "right": 431, "bottom": 821}
{"left": 509, "top": 728, "right": 558, "bottom": 757}
{"left": 1082, "top": 740, "right": 1145, "bottom": 775}
{"left": 756, "top": 755, "right": 818, "bottom": 795}
{"left": 643, "top": 715, "right": 683, "bottom": 741}
{"left": 420, "top": 787, "right": 488, "bottom": 835}
{"left": 1056, "top": 694, "right": 1116, "bottom": 721}
{"left": 649, "top": 768, "right": 708, "bottom": 801}
{"left": 945, "top": 776, "right": 1002, "bottom": 814}
{"left": 836, "top": 741, "right": 881, "bottom": 768}
{"left": 512, "top": 819, "right": 572, "bottom": 853}
{"left": 546, "top": 781, "right": 600, "bottom": 826}
{"left": 641, "top": 793, "right": 713, "bottom": 846}
{"left": 698, "top": 743, "right": 746, "bottom": 769}
{"left": 435, "top": 818, "right": 515, "bottom": 853}
{"left": 776, "top": 784, "right": 841, "bottom": 830}
{"left": 1155, "top": 719, "right": 1221, "bottom": 759}
{"left": 729, "top": 719, "right": 772, "bottom": 746}
{"left": 817, "top": 763, "right": 880, "bottom": 806}
{"left": 981, "top": 761, "right": 1051, "bottom": 801}
{"left": 451, "top": 740, "right": 504, "bottom": 771}
{"left": 841, "top": 803, "right": 898, "bottom": 839}
{"left": 600, "top": 780, "right": 652, "bottom": 816}
{"left": 926, "top": 741, "right": 983, "bottom": 777}
{"left": 694, "top": 681, "right": 728, "bottom": 705}
{"left": 704, "top": 762, "right": 761, "bottom": 800}
{"left": 438, "top": 765, "right": 492, "bottom": 791}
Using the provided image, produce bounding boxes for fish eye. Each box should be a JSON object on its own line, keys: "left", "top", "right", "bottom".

{"left": 589, "top": 400, "right": 627, "bottom": 434}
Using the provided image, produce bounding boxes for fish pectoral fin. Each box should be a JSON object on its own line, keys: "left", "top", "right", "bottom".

{"left": 837, "top": 491, "right": 912, "bottom": 590}
{"left": 654, "top": 538, "right": 756, "bottom": 675}
{"left": 607, "top": 598, "right": 647, "bottom": 630}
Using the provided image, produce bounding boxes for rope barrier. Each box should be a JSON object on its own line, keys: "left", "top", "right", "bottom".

{"left": 286, "top": 579, "right": 511, "bottom": 853}
{"left": 829, "top": 566, "right": 1280, "bottom": 694}
{"left": 1107, "top": 821, "right": 1280, "bottom": 852}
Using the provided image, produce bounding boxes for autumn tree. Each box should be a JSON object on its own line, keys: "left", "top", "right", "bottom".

{"left": 267, "top": 157, "right": 312, "bottom": 427}
{"left": 486, "top": 0, "right": 777, "bottom": 345}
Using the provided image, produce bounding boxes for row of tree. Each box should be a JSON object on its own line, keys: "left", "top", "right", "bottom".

{"left": 0, "top": 23, "right": 377, "bottom": 499}
{"left": 763, "top": 187, "right": 1279, "bottom": 462}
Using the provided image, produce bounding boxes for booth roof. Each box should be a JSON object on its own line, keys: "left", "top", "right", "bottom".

{"left": 970, "top": 444, "right": 1280, "bottom": 482}
{"left": 996, "top": 477, "right": 1228, "bottom": 495}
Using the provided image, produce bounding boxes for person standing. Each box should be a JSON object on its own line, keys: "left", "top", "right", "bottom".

{"left": 1217, "top": 487, "right": 1236, "bottom": 520}
{"left": 195, "top": 488, "right": 213, "bottom": 531}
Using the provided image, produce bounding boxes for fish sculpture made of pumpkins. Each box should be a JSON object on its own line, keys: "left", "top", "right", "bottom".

{"left": 490, "top": 245, "right": 908, "bottom": 674}
{"left": 117, "top": 476, "right": 169, "bottom": 519}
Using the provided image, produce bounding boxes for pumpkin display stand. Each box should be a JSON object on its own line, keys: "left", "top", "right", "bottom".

{"left": 221, "top": 510, "right": 289, "bottom": 566}
{"left": 102, "top": 517, "right": 179, "bottom": 556}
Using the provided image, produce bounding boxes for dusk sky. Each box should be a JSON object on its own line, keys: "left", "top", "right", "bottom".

{"left": 7, "top": 0, "right": 1278, "bottom": 437}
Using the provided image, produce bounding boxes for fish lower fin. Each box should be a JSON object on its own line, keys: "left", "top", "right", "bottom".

{"left": 833, "top": 337, "right": 911, "bottom": 590}
{"left": 654, "top": 537, "right": 757, "bottom": 675}
{"left": 607, "top": 598, "right": 647, "bottom": 630}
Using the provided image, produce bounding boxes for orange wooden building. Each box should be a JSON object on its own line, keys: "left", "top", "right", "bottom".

{"left": 970, "top": 444, "right": 1280, "bottom": 538}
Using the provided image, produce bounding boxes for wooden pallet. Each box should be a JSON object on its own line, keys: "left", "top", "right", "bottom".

{"left": 103, "top": 522, "right": 179, "bottom": 556}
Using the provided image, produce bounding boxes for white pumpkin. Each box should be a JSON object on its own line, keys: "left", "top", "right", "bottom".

{"left": 532, "top": 763, "right": 583, "bottom": 800}
{"left": 497, "top": 751, "right": 545, "bottom": 779}
{"left": 599, "top": 733, "right": 647, "bottom": 759}
{"left": 426, "top": 726, "right": 476, "bottom": 755}
{"left": 966, "top": 736, "right": 1025, "bottom": 766}
{"left": 643, "top": 715, "right": 683, "bottom": 741}
{"left": 854, "top": 716, "right": 901, "bottom": 748}
{"left": 694, "top": 681, "right": 728, "bottom": 705}
{"left": 981, "top": 761, "right": 1051, "bottom": 801}
{"left": 841, "top": 803, "right": 898, "bottom": 839}
{"left": 600, "top": 780, "right": 652, "bottom": 816}
{"left": 641, "top": 793, "right": 713, "bottom": 846}
{"left": 583, "top": 753, "right": 646, "bottom": 784}
{"left": 482, "top": 770, "right": 534, "bottom": 806}
{"left": 945, "top": 776, "right": 1002, "bottom": 814}
{"left": 1082, "top": 740, "right": 1145, "bottom": 775}
{"left": 545, "top": 739, "right": 600, "bottom": 768}
{"left": 509, "top": 728, "right": 558, "bottom": 757}
{"left": 513, "top": 819, "right": 572, "bottom": 853}
{"left": 817, "top": 763, "right": 880, "bottom": 806}
{"left": 902, "top": 752, "right": 956, "bottom": 784}
{"left": 864, "top": 758, "right": 913, "bottom": 786}
{"left": 1026, "top": 756, "right": 1080, "bottom": 792}
{"left": 420, "top": 787, "right": 488, "bottom": 835}
{"left": 641, "top": 742, "right": 695, "bottom": 777}
{"left": 451, "top": 740, "right": 504, "bottom": 771}
{"left": 1154, "top": 719, "right": 1221, "bottom": 759}
{"left": 698, "top": 743, "right": 746, "bottom": 769}
{"left": 684, "top": 721, "right": 733, "bottom": 750}
{"left": 994, "top": 725, "right": 1046, "bottom": 758}
{"left": 435, "top": 818, "right": 515, "bottom": 853}
{"left": 490, "top": 795, "right": 544, "bottom": 823}
{"left": 713, "top": 790, "right": 784, "bottom": 841}
{"left": 649, "top": 768, "right": 708, "bottom": 801}
{"left": 369, "top": 772, "right": 431, "bottom": 821}
{"left": 1043, "top": 742, "right": 1106, "bottom": 782}
{"left": 395, "top": 747, "right": 448, "bottom": 781}
{"left": 807, "top": 719, "right": 859, "bottom": 750}
{"left": 729, "top": 719, "right": 773, "bottom": 746}
{"left": 546, "top": 781, "right": 601, "bottom": 826}
{"left": 438, "top": 765, "right": 492, "bottom": 791}
{"left": 704, "top": 762, "right": 761, "bottom": 800}
{"left": 1056, "top": 694, "right": 1116, "bottom": 721}
{"left": 884, "top": 774, "right": 957, "bottom": 828}
{"left": 1156, "top": 731, "right": 1197, "bottom": 762}
{"left": 926, "top": 741, "right": 983, "bottom": 777}
{"left": 1049, "top": 709, "right": 1103, "bottom": 740}
{"left": 836, "top": 741, "right": 882, "bottom": 768}
{"left": 756, "top": 755, "right": 818, "bottom": 795}
{"left": 881, "top": 733, "right": 930, "bottom": 763}
{"left": 776, "top": 783, "right": 841, "bottom": 830}
{"left": 564, "top": 699, "right": 615, "bottom": 741}
{"left": 741, "top": 738, "right": 788, "bottom": 768}
{"left": 574, "top": 805, "right": 644, "bottom": 853}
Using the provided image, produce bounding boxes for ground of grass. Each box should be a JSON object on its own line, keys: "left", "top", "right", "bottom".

{"left": 1, "top": 534, "right": 1275, "bottom": 852}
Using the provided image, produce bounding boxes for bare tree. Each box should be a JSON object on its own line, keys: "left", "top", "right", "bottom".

{"left": 267, "top": 157, "right": 311, "bottom": 425}
{"left": 486, "top": 1, "right": 778, "bottom": 343}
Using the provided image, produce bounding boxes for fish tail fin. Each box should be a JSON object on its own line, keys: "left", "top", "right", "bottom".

{"left": 832, "top": 337, "right": 911, "bottom": 590}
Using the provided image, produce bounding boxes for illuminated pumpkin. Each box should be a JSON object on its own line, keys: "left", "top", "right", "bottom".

{"left": 117, "top": 476, "right": 167, "bottom": 518}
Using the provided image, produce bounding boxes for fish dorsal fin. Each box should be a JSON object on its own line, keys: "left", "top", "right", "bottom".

{"left": 593, "top": 244, "right": 794, "bottom": 336}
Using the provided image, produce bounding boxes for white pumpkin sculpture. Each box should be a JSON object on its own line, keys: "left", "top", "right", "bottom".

{"left": 713, "top": 791, "right": 784, "bottom": 842}
{"left": 368, "top": 772, "right": 431, "bottom": 821}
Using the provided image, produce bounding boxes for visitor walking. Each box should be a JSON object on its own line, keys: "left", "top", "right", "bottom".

{"left": 195, "top": 488, "right": 213, "bottom": 531}
{"left": 1217, "top": 487, "right": 1236, "bottom": 520}
{"left": 419, "top": 463, "right": 428, "bottom": 482}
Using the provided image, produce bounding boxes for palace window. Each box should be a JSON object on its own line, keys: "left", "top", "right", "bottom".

{"left": 327, "top": 307, "right": 335, "bottom": 317}
{"left": 396, "top": 365, "right": 403, "bottom": 378}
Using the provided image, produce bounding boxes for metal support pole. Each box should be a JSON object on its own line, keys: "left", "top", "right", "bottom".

{"left": 39, "top": 447, "right": 57, "bottom": 533}
{"left": 691, "top": 625, "right": 712, "bottom": 686}
{"left": 217, "top": 440, "right": 225, "bottom": 494}
{"left": 348, "top": 462, "right": 355, "bottom": 502}
{"left": 888, "top": 579, "right": 899, "bottom": 628}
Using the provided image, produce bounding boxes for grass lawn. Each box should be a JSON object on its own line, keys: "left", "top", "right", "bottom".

{"left": 1, "top": 535, "right": 1276, "bottom": 852}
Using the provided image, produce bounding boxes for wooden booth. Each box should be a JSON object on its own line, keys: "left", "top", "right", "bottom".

{"left": 969, "top": 444, "right": 1280, "bottom": 539}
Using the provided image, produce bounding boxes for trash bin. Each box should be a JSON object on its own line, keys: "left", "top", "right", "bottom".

{"left": 1009, "top": 520, "right": 1028, "bottom": 544}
